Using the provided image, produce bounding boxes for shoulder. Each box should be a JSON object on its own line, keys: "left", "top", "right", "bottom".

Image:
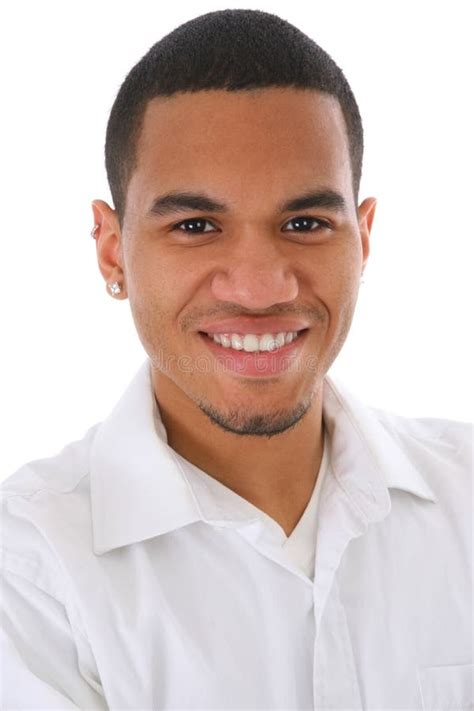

{"left": 370, "top": 405, "right": 472, "bottom": 458}
{"left": 371, "top": 404, "right": 472, "bottom": 448}
{"left": 1, "top": 422, "right": 101, "bottom": 500}
{"left": 369, "top": 405, "right": 472, "bottom": 498}
{"left": 0, "top": 422, "right": 101, "bottom": 596}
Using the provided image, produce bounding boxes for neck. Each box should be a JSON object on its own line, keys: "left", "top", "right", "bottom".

{"left": 152, "top": 372, "right": 325, "bottom": 537}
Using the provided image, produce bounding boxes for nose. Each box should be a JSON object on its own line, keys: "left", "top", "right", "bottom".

{"left": 209, "top": 232, "right": 299, "bottom": 310}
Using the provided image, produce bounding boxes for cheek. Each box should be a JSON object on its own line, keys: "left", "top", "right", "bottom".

{"left": 313, "top": 246, "right": 361, "bottom": 338}
{"left": 123, "top": 258, "right": 169, "bottom": 342}
{"left": 330, "top": 238, "right": 361, "bottom": 285}
{"left": 125, "top": 249, "right": 201, "bottom": 354}
{"left": 124, "top": 240, "right": 169, "bottom": 307}
{"left": 331, "top": 268, "right": 360, "bottom": 327}
{"left": 127, "top": 292, "right": 168, "bottom": 360}
{"left": 308, "top": 242, "right": 359, "bottom": 300}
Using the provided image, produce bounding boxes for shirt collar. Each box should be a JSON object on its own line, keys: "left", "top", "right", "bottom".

{"left": 90, "top": 358, "right": 437, "bottom": 555}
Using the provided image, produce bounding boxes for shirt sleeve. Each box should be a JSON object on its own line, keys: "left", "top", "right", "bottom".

{"left": 1, "top": 564, "right": 108, "bottom": 710}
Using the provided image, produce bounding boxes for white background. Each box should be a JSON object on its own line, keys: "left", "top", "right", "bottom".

{"left": 1, "top": 0, "right": 472, "bottom": 480}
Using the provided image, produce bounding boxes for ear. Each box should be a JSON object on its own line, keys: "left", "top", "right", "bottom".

{"left": 357, "top": 197, "right": 377, "bottom": 272}
{"left": 91, "top": 200, "right": 128, "bottom": 299}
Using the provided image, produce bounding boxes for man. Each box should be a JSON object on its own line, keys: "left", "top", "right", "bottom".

{"left": 1, "top": 9, "right": 471, "bottom": 710}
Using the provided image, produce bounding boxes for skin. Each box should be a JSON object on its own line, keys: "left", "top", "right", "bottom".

{"left": 92, "top": 88, "right": 376, "bottom": 537}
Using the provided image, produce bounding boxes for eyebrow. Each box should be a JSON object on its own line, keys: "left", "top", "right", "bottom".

{"left": 147, "top": 188, "right": 348, "bottom": 217}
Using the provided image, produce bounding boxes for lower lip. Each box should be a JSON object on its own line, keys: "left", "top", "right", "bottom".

{"left": 198, "top": 330, "right": 309, "bottom": 377}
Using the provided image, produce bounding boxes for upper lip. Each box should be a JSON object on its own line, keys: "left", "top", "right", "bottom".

{"left": 198, "top": 318, "right": 310, "bottom": 335}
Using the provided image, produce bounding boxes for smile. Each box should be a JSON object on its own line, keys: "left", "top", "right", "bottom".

{"left": 203, "top": 330, "right": 303, "bottom": 353}
{"left": 198, "top": 329, "right": 309, "bottom": 377}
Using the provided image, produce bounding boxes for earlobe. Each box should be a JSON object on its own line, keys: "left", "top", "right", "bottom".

{"left": 91, "top": 199, "right": 127, "bottom": 298}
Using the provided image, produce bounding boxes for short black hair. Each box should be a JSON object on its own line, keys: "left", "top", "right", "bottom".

{"left": 105, "top": 9, "right": 363, "bottom": 229}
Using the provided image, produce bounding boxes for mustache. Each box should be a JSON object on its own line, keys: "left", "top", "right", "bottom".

{"left": 181, "top": 303, "right": 325, "bottom": 331}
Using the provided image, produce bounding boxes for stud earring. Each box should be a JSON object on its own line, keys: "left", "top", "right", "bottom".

{"left": 91, "top": 224, "right": 99, "bottom": 239}
{"left": 107, "top": 281, "right": 122, "bottom": 296}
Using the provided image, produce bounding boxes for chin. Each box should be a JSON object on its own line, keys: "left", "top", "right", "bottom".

{"left": 195, "top": 388, "right": 316, "bottom": 438}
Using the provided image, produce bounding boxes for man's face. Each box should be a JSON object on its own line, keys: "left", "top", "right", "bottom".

{"left": 108, "top": 88, "right": 375, "bottom": 435}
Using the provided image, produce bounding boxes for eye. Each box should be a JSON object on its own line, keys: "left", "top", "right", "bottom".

{"left": 169, "top": 215, "right": 332, "bottom": 237}
{"left": 171, "top": 218, "right": 216, "bottom": 234}
{"left": 282, "top": 216, "right": 332, "bottom": 233}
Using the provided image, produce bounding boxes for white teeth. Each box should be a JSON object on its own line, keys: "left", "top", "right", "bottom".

{"left": 243, "top": 334, "right": 259, "bottom": 352}
{"left": 259, "top": 334, "right": 278, "bottom": 351}
{"left": 230, "top": 334, "right": 244, "bottom": 350}
{"left": 208, "top": 330, "right": 301, "bottom": 352}
{"left": 275, "top": 332, "right": 286, "bottom": 348}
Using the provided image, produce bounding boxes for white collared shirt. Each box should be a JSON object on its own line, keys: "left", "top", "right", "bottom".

{"left": 1, "top": 358, "right": 472, "bottom": 710}
{"left": 168, "top": 422, "right": 330, "bottom": 584}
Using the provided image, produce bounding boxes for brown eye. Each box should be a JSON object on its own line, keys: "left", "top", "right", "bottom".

{"left": 172, "top": 218, "right": 216, "bottom": 234}
{"left": 283, "top": 216, "right": 331, "bottom": 232}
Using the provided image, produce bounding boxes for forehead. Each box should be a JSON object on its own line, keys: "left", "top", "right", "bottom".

{"left": 130, "top": 88, "right": 352, "bottom": 207}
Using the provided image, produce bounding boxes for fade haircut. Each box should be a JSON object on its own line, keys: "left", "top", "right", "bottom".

{"left": 105, "top": 9, "right": 364, "bottom": 229}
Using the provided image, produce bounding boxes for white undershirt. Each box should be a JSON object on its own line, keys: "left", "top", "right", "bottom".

{"left": 170, "top": 423, "right": 330, "bottom": 582}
